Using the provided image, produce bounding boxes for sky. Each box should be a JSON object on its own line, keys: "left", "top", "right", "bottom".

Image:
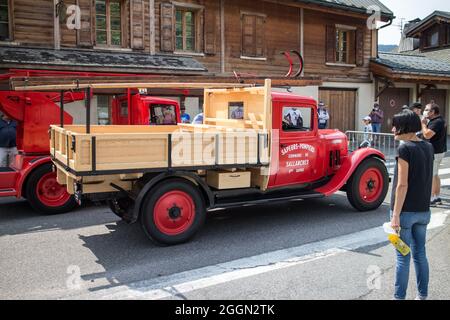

{"left": 377, "top": 0, "right": 450, "bottom": 45}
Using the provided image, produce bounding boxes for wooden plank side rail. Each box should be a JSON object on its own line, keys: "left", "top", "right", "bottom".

{"left": 48, "top": 80, "right": 275, "bottom": 194}
{"left": 50, "top": 125, "right": 271, "bottom": 177}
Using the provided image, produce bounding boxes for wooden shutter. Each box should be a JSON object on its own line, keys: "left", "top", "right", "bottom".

{"left": 131, "top": 0, "right": 145, "bottom": 49}
{"left": 204, "top": 8, "right": 216, "bottom": 55}
{"left": 255, "top": 15, "right": 265, "bottom": 57}
{"left": 77, "top": 0, "right": 93, "bottom": 47}
{"left": 197, "top": 9, "right": 204, "bottom": 53}
{"left": 325, "top": 25, "right": 336, "bottom": 63}
{"left": 347, "top": 31, "right": 356, "bottom": 65}
{"left": 160, "top": 2, "right": 174, "bottom": 52}
{"left": 355, "top": 28, "right": 364, "bottom": 66}
{"left": 242, "top": 14, "right": 255, "bottom": 57}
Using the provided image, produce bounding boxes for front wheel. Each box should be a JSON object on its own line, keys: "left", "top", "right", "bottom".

{"left": 140, "top": 179, "right": 206, "bottom": 245}
{"left": 25, "top": 163, "right": 78, "bottom": 214}
{"left": 346, "top": 157, "right": 389, "bottom": 211}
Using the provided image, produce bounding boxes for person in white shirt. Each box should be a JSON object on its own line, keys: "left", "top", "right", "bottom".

{"left": 284, "top": 107, "right": 303, "bottom": 129}
{"left": 192, "top": 113, "right": 204, "bottom": 124}
{"left": 360, "top": 116, "right": 373, "bottom": 148}
{"left": 317, "top": 101, "right": 330, "bottom": 129}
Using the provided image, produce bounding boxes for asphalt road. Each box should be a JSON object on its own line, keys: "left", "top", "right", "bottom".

{"left": 0, "top": 166, "right": 449, "bottom": 299}
{"left": 0, "top": 190, "right": 393, "bottom": 299}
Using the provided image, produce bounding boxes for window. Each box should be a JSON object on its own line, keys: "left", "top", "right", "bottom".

{"left": 96, "top": 0, "right": 122, "bottom": 46}
{"left": 241, "top": 13, "right": 266, "bottom": 58}
{"left": 97, "top": 96, "right": 111, "bottom": 125}
{"left": 326, "top": 25, "right": 361, "bottom": 65}
{"left": 282, "top": 107, "right": 313, "bottom": 132}
{"left": 175, "top": 8, "right": 197, "bottom": 52}
{"left": 228, "top": 102, "right": 244, "bottom": 120}
{"left": 425, "top": 26, "right": 439, "bottom": 48}
{"left": 0, "top": 0, "right": 10, "bottom": 41}
{"left": 336, "top": 30, "right": 348, "bottom": 63}
{"left": 150, "top": 104, "right": 177, "bottom": 125}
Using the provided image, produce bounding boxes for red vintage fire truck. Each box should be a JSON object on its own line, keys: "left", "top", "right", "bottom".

{"left": 42, "top": 80, "right": 390, "bottom": 245}
{"left": 0, "top": 71, "right": 181, "bottom": 214}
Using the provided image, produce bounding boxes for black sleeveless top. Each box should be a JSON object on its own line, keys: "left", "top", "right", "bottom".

{"left": 390, "top": 140, "right": 434, "bottom": 212}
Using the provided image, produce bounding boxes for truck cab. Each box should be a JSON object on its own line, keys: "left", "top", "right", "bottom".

{"left": 269, "top": 92, "right": 348, "bottom": 188}
{"left": 111, "top": 94, "right": 181, "bottom": 126}
{"left": 0, "top": 89, "right": 182, "bottom": 215}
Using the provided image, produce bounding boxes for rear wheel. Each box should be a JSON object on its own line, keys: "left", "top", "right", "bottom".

{"left": 346, "top": 157, "right": 389, "bottom": 211}
{"left": 140, "top": 179, "right": 206, "bottom": 245}
{"left": 26, "top": 164, "right": 78, "bottom": 214}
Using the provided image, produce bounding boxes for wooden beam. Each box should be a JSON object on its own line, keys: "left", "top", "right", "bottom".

{"left": 300, "top": 7, "right": 304, "bottom": 77}
{"left": 263, "top": 79, "right": 272, "bottom": 130}
{"left": 149, "top": 0, "right": 156, "bottom": 55}
{"left": 390, "top": 73, "right": 450, "bottom": 83}
{"left": 10, "top": 76, "right": 323, "bottom": 90}
{"left": 374, "top": 77, "right": 394, "bottom": 99}
{"left": 263, "top": 0, "right": 387, "bottom": 22}
{"left": 54, "top": 0, "right": 60, "bottom": 50}
{"left": 0, "top": 63, "right": 208, "bottom": 76}
{"left": 14, "top": 82, "right": 256, "bottom": 92}
{"left": 220, "top": 0, "right": 225, "bottom": 74}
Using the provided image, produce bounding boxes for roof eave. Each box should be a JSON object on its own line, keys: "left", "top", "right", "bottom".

{"left": 370, "top": 59, "right": 450, "bottom": 81}
{"left": 405, "top": 14, "right": 450, "bottom": 38}
{"left": 295, "top": 0, "right": 395, "bottom": 21}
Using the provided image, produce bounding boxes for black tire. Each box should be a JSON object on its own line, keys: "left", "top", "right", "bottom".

{"left": 140, "top": 179, "right": 206, "bottom": 245}
{"left": 25, "top": 163, "right": 78, "bottom": 215}
{"left": 346, "top": 157, "right": 389, "bottom": 211}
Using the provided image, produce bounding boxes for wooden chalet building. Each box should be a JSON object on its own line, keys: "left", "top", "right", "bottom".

{"left": 371, "top": 11, "right": 450, "bottom": 133}
{"left": 0, "top": 0, "right": 395, "bottom": 131}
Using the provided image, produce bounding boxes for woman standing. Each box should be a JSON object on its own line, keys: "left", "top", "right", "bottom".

{"left": 390, "top": 110, "right": 434, "bottom": 300}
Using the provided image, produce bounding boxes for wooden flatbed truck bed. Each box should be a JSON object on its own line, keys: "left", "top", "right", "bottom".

{"left": 50, "top": 82, "right": 272, "bottom": 195}
{"left": 16, "top": 79, "right": 389, "bottom": 245}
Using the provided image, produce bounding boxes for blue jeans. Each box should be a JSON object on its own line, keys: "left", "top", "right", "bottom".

{"left": 389, "top": 211, "right": 431, "bottom": 299}
{"left": 372, "top": 123, "right": 382, "bottom": 133}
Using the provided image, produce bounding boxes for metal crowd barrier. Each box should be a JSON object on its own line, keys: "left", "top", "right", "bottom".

{"left": 345, "top": 131, "right": 399, "bottom": 176}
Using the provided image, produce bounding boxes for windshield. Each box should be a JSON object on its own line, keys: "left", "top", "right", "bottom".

{"left": 149, "top": 104, "right": 177, "bottom": 125}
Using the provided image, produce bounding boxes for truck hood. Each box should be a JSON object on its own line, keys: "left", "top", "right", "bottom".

{"left": 318, "top": 129, "right": 347, "bottom": 142}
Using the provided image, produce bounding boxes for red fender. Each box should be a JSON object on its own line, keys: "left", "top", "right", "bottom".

{"left": 15, "top": 156, "right": 52, "bottom": 198}
{"left": 314, "top": 148, "right": 386, "bottom": 196}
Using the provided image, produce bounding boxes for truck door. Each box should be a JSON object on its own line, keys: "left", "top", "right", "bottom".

{"left": 273, "top": 104, "right": 319, "bottom": 187}
{"left": 111, "top": 96, "right": 129, "bottom": 125}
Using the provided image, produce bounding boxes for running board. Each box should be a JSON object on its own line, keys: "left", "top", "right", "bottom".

{"left": 212, "top": 191, "right": 324, "bottom": 209}
{"left": 0, "top": 189, "right": 17, "bottom": 197}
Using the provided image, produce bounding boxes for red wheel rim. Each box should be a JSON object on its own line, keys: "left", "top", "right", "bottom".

{"left": 36, "top": 172, "right": 71, "bottom": 207}
{"left": 359, "top": 168, "right": 383, "bottom": 203}
{"left": 153, "top": 191, "right": 195, "bottom": 236}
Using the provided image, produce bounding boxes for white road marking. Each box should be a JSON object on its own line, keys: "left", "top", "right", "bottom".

{"left": 68, "top": 212, "right": 448, "bottom": 300}
{"left": 427, "top": 211, "right": 449, "bottom": 229}
{"left": 438, "top": 168, "right": 450, "bottom": 176}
